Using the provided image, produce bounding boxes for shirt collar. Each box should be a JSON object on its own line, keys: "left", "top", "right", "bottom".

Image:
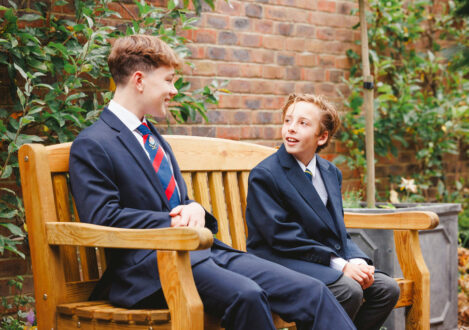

{"left": 295, "top": 154, "right": 317, "bottom": 178}
{"left": 108, "top": 100, "right": 146, "bottom": 132}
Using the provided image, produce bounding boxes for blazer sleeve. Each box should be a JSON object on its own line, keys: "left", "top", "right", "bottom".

{"left": 246, "top": 166, "right": 337, "bottom": 265}
{"left": 70, "top": 136, "right": 173, "bottom": 229}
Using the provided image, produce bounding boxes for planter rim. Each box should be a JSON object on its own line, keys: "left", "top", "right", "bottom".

{"left": 345, "top": 202, "right": 462, "bottom": 213}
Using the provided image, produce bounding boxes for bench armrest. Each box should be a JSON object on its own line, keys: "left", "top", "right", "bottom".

{"left": 46, "top": 222, "right": 213, "bottom": 250}
{"left": 344, "top": 211, "right": 438, "bottom": 230}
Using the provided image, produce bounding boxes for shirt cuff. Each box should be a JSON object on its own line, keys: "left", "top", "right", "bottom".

{"left": 349, "top": 258, "right": 367, "bottom": 265}
{"left": 330, "top": 256, "right": 348, "bottom": 271}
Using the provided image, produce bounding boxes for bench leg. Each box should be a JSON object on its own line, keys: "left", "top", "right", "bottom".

{"left": 394, "top": 230, "right": 430, "bottom": 330}
{"left": 158, "top": 251, "right": 204, "bottom": 330}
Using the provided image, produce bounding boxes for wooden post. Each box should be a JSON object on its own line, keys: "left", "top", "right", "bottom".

{"left": 359, "top": 0, "right": 376, "bottom": 208}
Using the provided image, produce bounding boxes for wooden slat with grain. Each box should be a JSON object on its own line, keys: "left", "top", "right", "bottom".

{"left": 193, "top": 172, "right": 211, "bottom": 212}
{"left": 46, "top": 222, "right": 213, "bottom": 251}
{"left": 52, "top": 174, "right": 81, "bottom": 282}
{"left": 223, "top": 172, "right": 247, "bottom": 251}
{"left": 208, "top": 172, "right": 232, "bottom": 246}
{"left": 158, "top": 250, "right": 203, "bottom": 330}
{"left": 182, "top": 172, "right": 194, "bottom": 200}
{"left": 64, "top": 280, "right": 99, "bottom": 302}
{"left": 19, "top": 144, "right": 68, "bottom": 328}
{"left": 344, "top": 211, "right": 438, "bottom": 230}
{"left": 394, "top": 278, "right": 414, "bottom": 308}
{"left": 395, "top": 230, "right": 431, "bottom": 330}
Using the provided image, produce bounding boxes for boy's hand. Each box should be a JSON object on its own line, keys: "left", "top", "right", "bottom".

{"left": 170, "top": 202, "right": 205, "bottom": 228}
{"left": 343, "top": 263, "right": 375, "bottom": 290}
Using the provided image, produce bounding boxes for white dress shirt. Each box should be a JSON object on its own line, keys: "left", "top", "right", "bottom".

{"left": 296, "top": 155, "right": 366, "bottom": 271}
{"left": 108, "top": 100, "right": 181, "bottom": 200}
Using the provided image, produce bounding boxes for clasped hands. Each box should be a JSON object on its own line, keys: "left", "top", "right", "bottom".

{"left": 343, "top": 262, "right": 375, "bottom": 290}
{"left": 170, "top": 202, "right": 206, "bottom": 228}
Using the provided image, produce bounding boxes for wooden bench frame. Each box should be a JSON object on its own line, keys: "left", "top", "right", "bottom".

{"left": 19, "top": 135, "right": 438, "bottom": 329}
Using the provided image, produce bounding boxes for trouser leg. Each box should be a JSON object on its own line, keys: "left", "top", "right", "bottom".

{"left": 327, "top": 274, "right": 364, "bottom": 321}
{"left": 354, "top": 273, "right": 400, "bottom": 330}
{"left": 211, "top": 249, "right": 356, "bottom": 330}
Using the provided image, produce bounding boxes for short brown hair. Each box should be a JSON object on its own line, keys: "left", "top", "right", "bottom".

{"left": 281, "top": 93, "right": 341, "bottom": 153}
{"left": 108, "top": 35, "right": 182, "bottom": 86}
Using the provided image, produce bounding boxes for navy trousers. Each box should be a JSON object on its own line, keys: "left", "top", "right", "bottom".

{"left": 136, "top": 248, "right": 355, "bottom": 330}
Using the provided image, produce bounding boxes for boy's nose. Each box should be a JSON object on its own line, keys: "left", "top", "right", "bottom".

{"left": 169, "top": 84, "right": 178, "bottom": 97}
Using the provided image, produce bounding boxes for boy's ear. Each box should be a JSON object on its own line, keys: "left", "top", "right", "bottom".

{"left": 131, "top": 71, "right": 144, "bottom": 92}
{"left": 317, "top": 131, "right": 329, "bottom": 146}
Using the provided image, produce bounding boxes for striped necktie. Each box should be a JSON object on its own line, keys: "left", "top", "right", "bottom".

{"left": 137, "top": 123, "right": 180, "bottom": 209}
{"left": 304, "top": 168, "right": 313, "bottom": 182}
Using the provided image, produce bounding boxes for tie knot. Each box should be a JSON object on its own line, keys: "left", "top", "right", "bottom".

{"left": 304, "top": 168, "right": 313, "bottom": 181}
{"left": 137, "top": 123, "right": 151, "bottom": 136}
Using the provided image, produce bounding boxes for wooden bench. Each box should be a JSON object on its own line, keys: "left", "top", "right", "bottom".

{"left": 19, "top": 135, "right": 439, "bottom": 329}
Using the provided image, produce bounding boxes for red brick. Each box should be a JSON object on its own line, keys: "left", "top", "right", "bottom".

{"left": 193, "top": 61, "right": 217, "bottom": 76}
{"left": 262, "top": 126, "right": 282, "bottom": 139}
{"left": 245, "top": 3, "right": 263, "bottom": 18}
{"left": 286, "top": 38, "right": 306, "bottom": 51}
{"left": 318, "top": 55, "right": 336, "bottom": 66}
{"left": 265, "top": 6, "right": 288, "bottom": 21}
{"left": 205, "top": 14, "right": 229, "bottom": 29}
{"left": 301, "top": 68, "right": 325, "bottom": 81}
{"left": 326, "top": 69, "right": 344, "bottom": 82}
{"left": 262, "top": 35, "right": 285, "bottom": 50}
{"left": 263, "top": 66, "right": 286, "bottom": 79}
{"left": 240, "top": 33, "right": 262, "bottom": 47}
{"left": 318, "top": 0, "right": 336, "bottom": 12}
{"left": 207, "top": 47, "right": 228, "bottom": 61}
{"left": 335, "top": 56, "right": 351, "bottom": 69}
{"left": 254, "top": 20, "right": 274, "bottom": 34}
{"left": 337, "top": 2, "right": 357, "bottom": 15}
{"left": 241, "top": 126, "right": 263, "bottom": 139}
{"left": 228, "top": 79, "right": 252, "bottom": 93}
{"left": 262, "top": 96, "right": 287, "bottom": 110}
{"left": 316, "top": 27, "right": 335, "bottom": 40}
{"left": 218, "top": 94, "right": 242, "bottom": 109}
{"left": 218, "top": 31, "right": 238, "bottom": 45}
{"left": 277, "top": 53, "right": 295, "bottom": 66}
{"left": 242, "top": 96, "right": 262, "bottom": 109}
{"left": 216, "top": 126, "right": 241, "bottom": 140}
{"left": 232, "top": 48, "right": 251, "bottom": 62}
{"left": 317, "top": 83, "right": 335, "bottom": 96}
{"left": 207, "top": 110, "right": 231, "bottom": 123}
{"left": 295, "top": 82, "right": 316, "bottom": 94}
{"left": 251, "top": 80, "right": 276, "bottom": 94}
{"left": 297, "top": 0, "right": 316, "bottom": 9}
{"left": 217, "top": 63, "right": 240, "bottom": 77}
{"left": 288, "top": 7, "right": 309, "bottom": 23}
{"left": 305, "top": 39, "right": 327, "bottom": 53}
{"left": 276, "top": 22, "right": 294, "bottom": 36}
{"left": 231, "top": 17, "right": 251, "bottom": 30}
{"left": 295, "top": 24, "right": 316, "bottom": 37}
{"left": 215, "top": 0, "right": 242, "bottom": 16}
{"left": 187, "top": 44, "right": 206, "bottom": 59}
{"left": 296, "top": 54, "right": 316, "bottom": 67}
{"left": 233, "top": 110, "right": 253, "bottom": 124}
{"left": 252, "top": 49, "right": 275, "bottom": 64}
{"left": 273, "top": 82, "right": 295, "bottom": 95}
{"left": 240, "top": 64, "right": 263, "bottom": 78}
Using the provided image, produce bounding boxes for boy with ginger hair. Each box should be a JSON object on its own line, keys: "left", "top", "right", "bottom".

{"left": 246, "top": 93, "right": 400, "bottom": 330}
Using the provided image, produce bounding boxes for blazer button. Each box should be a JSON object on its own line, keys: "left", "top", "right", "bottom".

{"left": 334, "top": 244, "right": 341, "bottom": 251}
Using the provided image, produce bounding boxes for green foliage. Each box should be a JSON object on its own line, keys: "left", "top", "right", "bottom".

{"left": 0, "top": 0, "right": 226, "bottom": 258}
{"left": 1, "top": 276, "right": 36, "bottom": 329}
{"left": 337, "top": 0, "right": 469, "bottom": 206}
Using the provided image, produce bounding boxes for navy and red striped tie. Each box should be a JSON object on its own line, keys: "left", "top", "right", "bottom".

{"left": 137, "top": 123, "right": 180, "bottom": 209}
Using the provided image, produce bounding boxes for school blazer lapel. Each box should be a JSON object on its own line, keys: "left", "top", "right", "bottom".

{"left": 277, "top": 145, "right": 338, "bottom": 235}
{"left": 317, "top": 156, "right": 348, "bottom": 240}
{"left": 100, "top": 108, "right": 171, "bottom": 209}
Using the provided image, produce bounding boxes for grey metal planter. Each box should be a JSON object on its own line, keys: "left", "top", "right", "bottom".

{"left": 345, "top": 203, "right": 462, "bottom": 330}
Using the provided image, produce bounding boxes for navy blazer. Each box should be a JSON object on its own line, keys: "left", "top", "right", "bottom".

{"left": 246, "top": 145, "right": 371, "bottom": 285}
{"left": 70, "top": 108, "right": 232, "bottom": 308}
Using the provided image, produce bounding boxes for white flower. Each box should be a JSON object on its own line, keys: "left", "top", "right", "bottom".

{"left": 399, "top": 177, "right": 418, "bottom": 193}
{"left": 390, "top": 189, "right": 400, "bottom": 204}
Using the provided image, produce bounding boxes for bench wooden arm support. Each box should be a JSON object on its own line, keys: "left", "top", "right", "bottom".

{"left": 345, "top": 211, "right": 437, "bottom": 330}
{"left": 46, "top": 222, "right": 213, "bottom": 250}
{"left": 46, "top": 222, "right": 213, "bottom": 330}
